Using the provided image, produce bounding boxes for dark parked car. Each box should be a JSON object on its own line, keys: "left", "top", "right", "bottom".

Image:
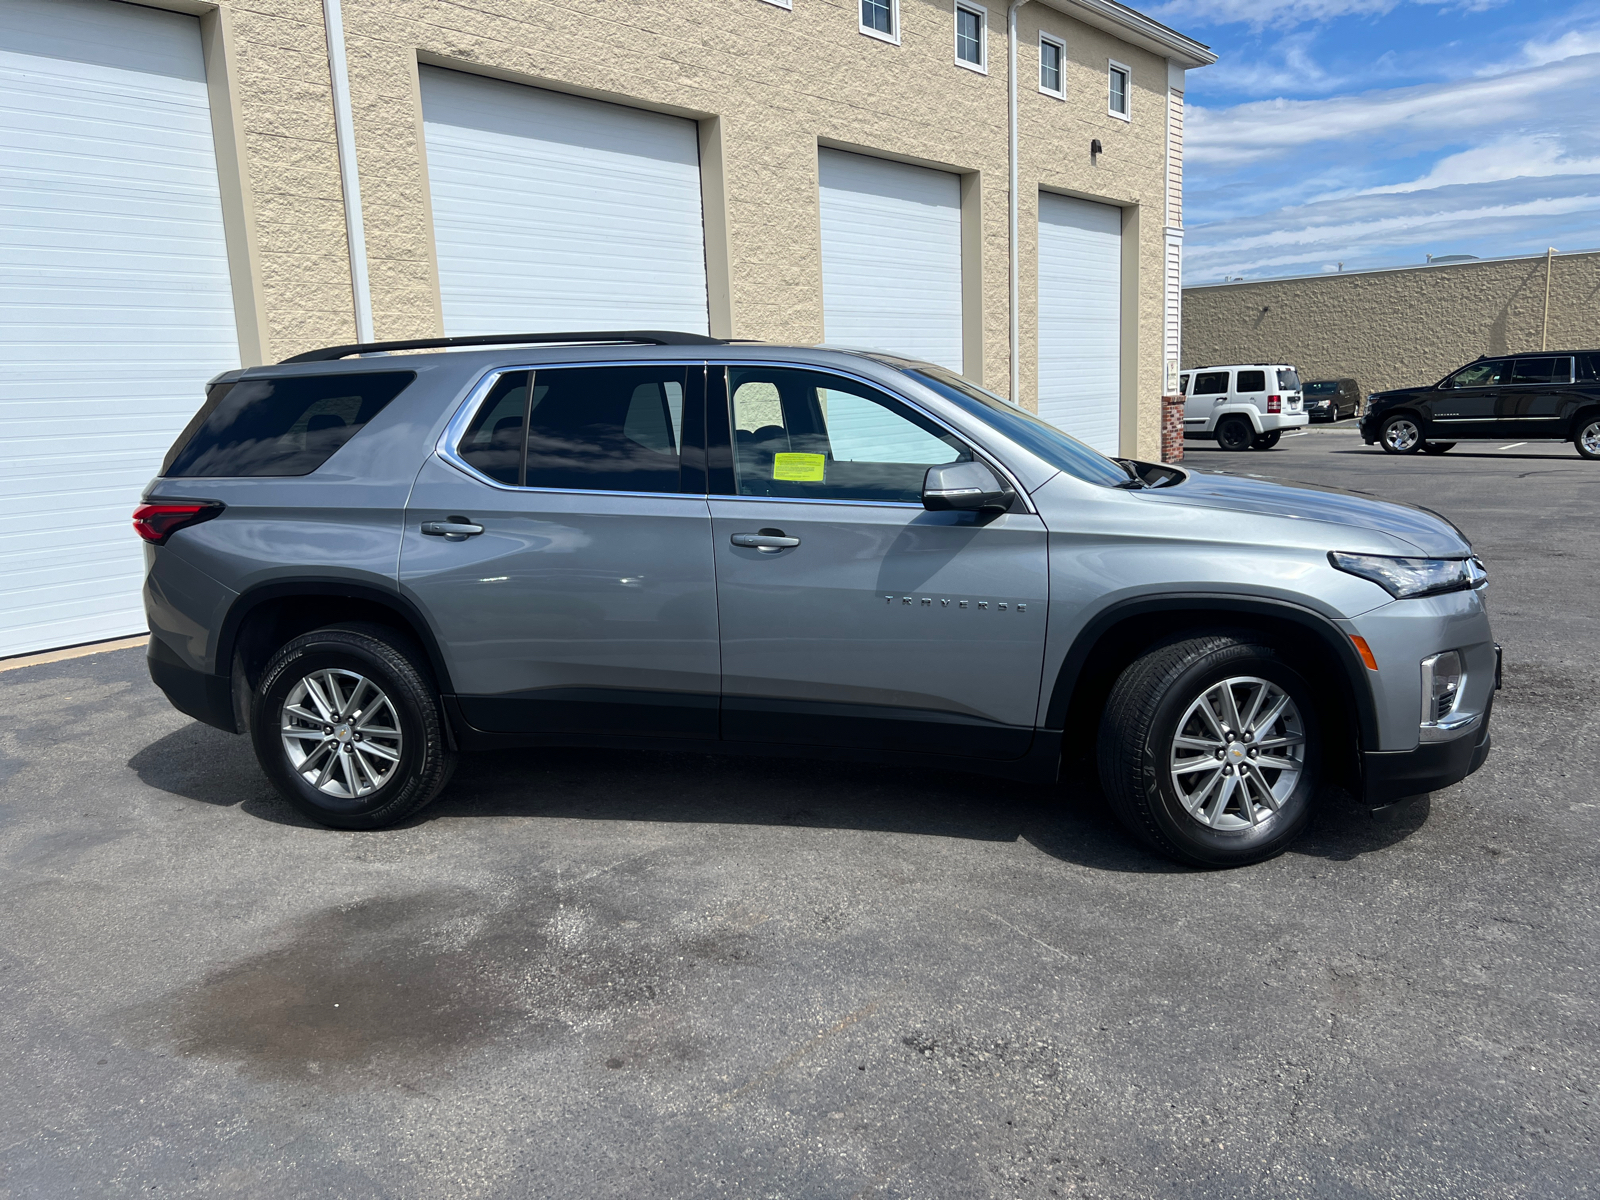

{"left": 1304, "top": 378, "right": 1361, "bottom": 422}
{"left": 1362, "top": 351, "right": 1600, "bottom": 458}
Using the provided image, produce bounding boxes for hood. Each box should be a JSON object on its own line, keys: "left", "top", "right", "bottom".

{"left": 1369, "top": 386, "right": 1430, "bottom": 405}
{"left": 1151, "top": 469, "right": 1471, "bottom": 557}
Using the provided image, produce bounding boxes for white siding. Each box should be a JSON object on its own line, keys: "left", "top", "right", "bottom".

{"left": 419, "top": 67, "right": 710, "bottom": 336}
{"left": 0, "top": 0, "right": 239, "bottom": 657}
{"left": 1037, "top": 193, "right": 1122, "bottom": 455}
{"left": 818, "top": 149, "right": 963, "bottom": 372}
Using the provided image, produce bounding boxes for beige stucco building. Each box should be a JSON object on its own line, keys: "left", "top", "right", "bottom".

{"left": 2, "top": 0, "right": 1211, "bottom": 656}
{"left": 1183, "top": 250, "right": 1600, "bottom": 396}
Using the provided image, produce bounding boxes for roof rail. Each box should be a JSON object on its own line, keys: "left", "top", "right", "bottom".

{"left": 279, "top": 330, "right": 725, "bottom": 364}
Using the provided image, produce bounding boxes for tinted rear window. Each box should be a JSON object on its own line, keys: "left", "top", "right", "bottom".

{"left": 163, "top": 371, "right": 415, "bottom": 477}
{"left": 1277, "top": 369, "right": 1301, "bottom": 390}
{"left": 1236, "top": 370, "right": 1266, "bottom": 392}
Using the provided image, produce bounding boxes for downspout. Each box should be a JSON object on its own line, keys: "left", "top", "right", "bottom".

{"left": 1007, "top": 0, "right": 1030, "bottom": 405}
{"left": 323, "top": 0, "right": 374, "bottom": 342}
{"left": 1542, "top": 246, "right": 1555, "bottom": 351}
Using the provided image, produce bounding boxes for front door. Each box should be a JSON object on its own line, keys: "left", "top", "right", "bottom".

{"left": 1428, "top": 358, "right": 1507, "bottom": 437}
{"left": 400, "top": 363, "right": 721, "bottom": 738}
{"left": 706, "top": 364, "right": 1049, "bottom": 759}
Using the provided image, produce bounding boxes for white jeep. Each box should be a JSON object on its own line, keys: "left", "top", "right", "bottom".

{"left": 1181, "top": 364, "right": 1309, "bottom": 451}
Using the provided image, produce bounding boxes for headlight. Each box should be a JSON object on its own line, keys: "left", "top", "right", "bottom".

{"left": 1329, "top": 551, "right": 1486, "bottom": 598}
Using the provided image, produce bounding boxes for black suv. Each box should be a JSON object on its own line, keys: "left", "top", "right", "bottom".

{"left": 1362, "top": 351, "right": 1600, "bottom": 458}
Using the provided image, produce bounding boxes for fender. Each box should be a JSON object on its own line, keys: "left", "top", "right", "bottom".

{"left": 1044, "top": 593, "right": 1381, "bottom": 749}
{"left": 215, "top": 578, "right": 456, "bottom": 695}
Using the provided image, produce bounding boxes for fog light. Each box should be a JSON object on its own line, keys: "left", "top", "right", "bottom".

{"left": 1421, "top": 651, "right": 1463, "bottom": 723}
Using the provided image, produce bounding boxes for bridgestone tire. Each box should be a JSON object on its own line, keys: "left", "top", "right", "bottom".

{"left": 1422, "top": 442, "right": 1455, "bottom": 455}
{"left": 1216, "top": 417, "right": 1253, "bottom": 452}
{"left": 251, "top": 624, "right": 456, "bottom": 830}
{"left": 1251, "top": 430, "right": 1281, "bottom": 450}
{"left": 1096, "top": 634, "right": 1320, "bottom": 868}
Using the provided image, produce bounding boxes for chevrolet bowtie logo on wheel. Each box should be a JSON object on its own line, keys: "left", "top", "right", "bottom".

{"left": 884, "top": 596, "right": 1026, "bottom": 612}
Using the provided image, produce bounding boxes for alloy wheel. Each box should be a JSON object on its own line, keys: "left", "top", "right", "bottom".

{"left": 280, "top": 668, "right": 404, "bottom": 799}
{"left": 1581, "top": 420, "right": 1600, "bottom": 457}
{"left": 1169, "top": 676, "right": 1307, "bottom": 830}
{"left": 1383, "top": 418, "right": 1421, "bottom": 452}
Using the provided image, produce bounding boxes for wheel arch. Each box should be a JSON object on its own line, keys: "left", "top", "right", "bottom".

{"left": 218, "top": 580, "right": 455, "bottom": 703}
{"left": 1567, "top": 401, "right": 1600, "bottom": 439}
{"left": 1047, "top": 595, "right": 1379, "bottom": 790}
{"left": 1213, "top": 406, "right": 1263, "bottom": 434}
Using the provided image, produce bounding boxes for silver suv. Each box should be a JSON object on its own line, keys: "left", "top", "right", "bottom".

{"left": 138, "top": 332, "right": 1498, "bottom": 867}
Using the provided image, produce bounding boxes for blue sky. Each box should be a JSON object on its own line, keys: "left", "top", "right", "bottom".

{"left": 1155, "top": 0, "right": 1600, "bottom": 282}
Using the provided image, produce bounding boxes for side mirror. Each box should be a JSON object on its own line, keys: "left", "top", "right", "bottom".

{"left": 922, "top": 461, "right": 1011, "bottom": 512}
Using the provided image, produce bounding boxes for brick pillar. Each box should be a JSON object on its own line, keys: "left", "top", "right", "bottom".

{"left": 1161, "top": 395, "right": 1185, "bottom": 463}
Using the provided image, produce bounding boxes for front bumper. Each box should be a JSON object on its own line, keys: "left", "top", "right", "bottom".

{"left": 1363, "top": 693, "right": 1492, "bottom": 804}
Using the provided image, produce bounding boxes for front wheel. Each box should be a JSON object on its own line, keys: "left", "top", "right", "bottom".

{"left": 1577, "top": 417, "right": 1600, "bottom": 460}
{"left": 1422, "top": 442, "right": 1455, "bottom": 455}
{"left": 1216, "top": 416, "right": 1253, "bottom": 452}
{"left": 1379, "top": 414, "right": 1423, "bottom": 454}
{"left": 1251, "top": 430, "right": 1281, "bottom": 450}
{"left": 250, "top": 623, "right": 456, "bottom": 829}
{"left": 1097, "top": 635, "right": 1321, "bottom": 868}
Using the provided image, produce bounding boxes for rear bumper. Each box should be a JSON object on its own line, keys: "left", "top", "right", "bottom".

{"left": 1362, "top": 694, "right": 1492, "bottom": 805}
{"left": 148, "top": 635, "right": 238, "bottom": 734}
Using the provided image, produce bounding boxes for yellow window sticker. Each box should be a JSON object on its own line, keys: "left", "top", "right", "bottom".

{"left": 772, "top": 452, "right": 826, "bottom": 482}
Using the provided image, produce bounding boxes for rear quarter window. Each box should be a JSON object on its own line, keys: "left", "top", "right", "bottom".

{"left": 162, "top": 371, "right": 416, "bottom": 477}
{"left": 1236, "top": 370, "right": 1267, "bottom": 392}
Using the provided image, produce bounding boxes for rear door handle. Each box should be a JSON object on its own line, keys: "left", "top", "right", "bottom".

{"left": 421, "top": 519, "right": 484, "bottom": 539}
{"left": 731, "top": 531, "right": 800, "bottom": 551}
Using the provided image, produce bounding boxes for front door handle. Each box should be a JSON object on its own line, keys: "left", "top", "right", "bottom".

{"left": 731, "top": 531, "right": 800, "bottom": 552}
{"left": 421, "top": 519, "right": 484, "bottom": 540}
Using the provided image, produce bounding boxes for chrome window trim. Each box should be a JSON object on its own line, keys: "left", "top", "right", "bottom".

{"left": 435, "top": 356, "right": 1038, "bottom": 513}
{"left": 711, "top": 358, "right": 1038, "bottom": 513}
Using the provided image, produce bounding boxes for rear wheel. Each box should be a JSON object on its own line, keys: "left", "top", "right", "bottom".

{"left": 1097, "top": 634, "right": 1320, "bottom": 868}
{"left": 1577, "top": 417, "right": 1600, "bottom": 460}
{"left": 1379, "top": 414, "right": 1423, "bottom": 454}
{"left": 251, "top": 624, "right": 455, "bottom": 829}
{"left": 1251, "top": 430, "right": 1281, "bottom": 450}
{"left": 1422, "top": 442, "right": 1455, "bottom": 455}
{"left": 1216, "top": 416, "right": 1253, "bottom": 452}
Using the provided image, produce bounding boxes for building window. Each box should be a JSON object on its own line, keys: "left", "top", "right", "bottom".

{"left": 1039, "top": 33, "right": 1065, "bottom": 97}
{"left": 1108, "top": 60, "right": 1131, "bottom": 119}
{"left": 955, "top": 3, "right": 987, "bottom": 72}
{"left": 860, "top": 0, "right": 899, "bottom": 43}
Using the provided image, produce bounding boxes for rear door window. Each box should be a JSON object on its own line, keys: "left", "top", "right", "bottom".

{"left": 1235, "top": 370, "right": 1266, "bottom": 392}
{"left": 455, "top": 365, "right": 689, "bottom": 493}
{"left": 1192, "top": 371, "right": 1229, "bottom": 395}
{"left": 162, "top": 371, "right": 416, "bottom": 477}
{"left": 1510, "top": 356, "right": 1572, "bottom": 385}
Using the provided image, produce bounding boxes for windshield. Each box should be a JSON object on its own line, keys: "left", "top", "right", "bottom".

{"left": 898, "top": 365, "right": 1132, "bottom": 488}
{"left": 1304, "top": 381, "right": 1337, "bottom": 395}
{"left": 1277, "top": 368, "right": 1301, "bottom": 391}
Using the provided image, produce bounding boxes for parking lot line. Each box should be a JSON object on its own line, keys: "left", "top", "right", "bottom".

{"left": 1500, "top": 443, "right": 1527, "bottom": 450}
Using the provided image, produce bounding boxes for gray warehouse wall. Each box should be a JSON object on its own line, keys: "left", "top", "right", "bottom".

{"left": 1182, "top": 251, "right": 1600, "bottom": 395}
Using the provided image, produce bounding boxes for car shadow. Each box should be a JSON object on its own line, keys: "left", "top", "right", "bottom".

{"left": 128, "top": 723, "right": 1433, "bottom": 872}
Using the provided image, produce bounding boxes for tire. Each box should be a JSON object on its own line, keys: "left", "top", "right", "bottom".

{"left": 1379, "top": 414, "right": 1423, "bottom": 454}
{"left": 1251, "top": 430, "right": 1281, "bottom": 450}
{"left": 1097, "top": 634, "right": 1321, "bottom": 868}
{"left": 250, "top": 623, "right": 456, "bottom": 829}
{"left": 1216, "top": 416, "right": 1253, "bottom": 452}
{"left": 1421, "top": 442, "right": 1455, "bottom": 455}
{"left": 1577, "top": 416, "right": 1600, "bottom": 460}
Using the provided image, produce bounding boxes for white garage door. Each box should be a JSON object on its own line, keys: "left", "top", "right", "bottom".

{"left": 1038, "top": 193, "right": 1122, "bottom": 455}
{"left": 419, "top": 67, "right": 710, "bottom": 336}
{"left": 0, "top": 0, "right": 240, "bottom": 658}
{"left": 818, "top": 149, "right": 963, "bottom": 372}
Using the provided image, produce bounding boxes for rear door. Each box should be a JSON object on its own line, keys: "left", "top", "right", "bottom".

{"left": 400, "top": 363, "right": 721, "bottom": 739}
{"left": 1428, "top": 359, "right": 1506, "bottom": 437}
{"left": 1497, "top": 356, "right": 1572, "bottom": 438}
{"left": 707, "top": 364, "right": 1048, "bottom": 759}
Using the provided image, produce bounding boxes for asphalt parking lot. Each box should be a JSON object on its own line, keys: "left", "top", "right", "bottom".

{"left": 2, "top": 425, "right": 1596, "bottom": 1199}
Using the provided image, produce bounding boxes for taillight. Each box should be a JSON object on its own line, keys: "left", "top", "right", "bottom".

{"left": 1267, "top": 395, "right": 1282, "bottom": 413}
{"left": 133, "top": 502, "right": 223, "bottom": 545}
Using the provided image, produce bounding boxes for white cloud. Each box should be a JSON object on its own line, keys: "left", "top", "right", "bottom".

{"left": 1149, "top": 0, "right": 1502, "bottom": 31}
{"left": 1364, "top": 135, "right": 1600, "bottom": 193}
{"left": 1508, "top": 27, "right": 1600, "bottom": 69}
{"left": 1185, "top": 54, "right": 1600, "bottom": 167}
